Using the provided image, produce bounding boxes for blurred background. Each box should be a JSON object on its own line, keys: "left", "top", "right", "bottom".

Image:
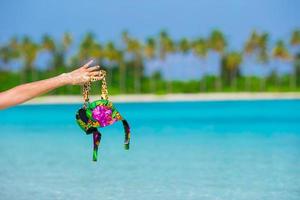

{"left": 0, "top": 0, "right": 299, "bottom": 95}
{"left": 1, "top": 1, "right": 300, "bottom": 200}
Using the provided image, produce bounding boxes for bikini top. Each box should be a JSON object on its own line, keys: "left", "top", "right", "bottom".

{"left": 75, "top": 70, "right": 130, "bottom": 161}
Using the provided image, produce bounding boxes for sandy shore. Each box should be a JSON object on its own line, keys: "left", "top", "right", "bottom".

{"left": 24, "top": 92, "right": 300, "bottom": 105}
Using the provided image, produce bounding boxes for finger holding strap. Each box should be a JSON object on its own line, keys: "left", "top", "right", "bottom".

{"left": 90, "top": 76, "right": 103, "bottom": 82}
{"left": 89, "top": 70, "right": 102, "bottom": 77}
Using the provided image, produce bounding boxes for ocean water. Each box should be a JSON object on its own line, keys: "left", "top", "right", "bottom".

{"left": 0, "top": 100, "right": 300, "bottom": 200}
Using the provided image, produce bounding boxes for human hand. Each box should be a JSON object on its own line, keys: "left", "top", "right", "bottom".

{"left": 60, "top": 60, "right": 103, "bottom": 85}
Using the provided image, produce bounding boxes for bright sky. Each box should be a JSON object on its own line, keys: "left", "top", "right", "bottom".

{"left": 0, "top": 0, "right": 299, "bottom": 78}
{"left": 1, "top": 0, "right": 299, "bottom": 46}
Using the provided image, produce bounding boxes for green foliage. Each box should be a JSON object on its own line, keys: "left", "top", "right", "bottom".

{"left": 0, "top": 29, "right": 300, "bottom": 94}
{"left": 192, "top": 38, "right": 208, "bottom": 58}
{"left": 272, "top": 40, "right": 291, "bottom": 60}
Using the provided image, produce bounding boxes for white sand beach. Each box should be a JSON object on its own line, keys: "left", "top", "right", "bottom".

{"left": 24, "top": 92, "right": 300, "bottom": 105}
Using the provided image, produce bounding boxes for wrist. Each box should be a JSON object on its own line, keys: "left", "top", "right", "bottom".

{"left": 58, "top": 73, "right": 73, "bottom": 85}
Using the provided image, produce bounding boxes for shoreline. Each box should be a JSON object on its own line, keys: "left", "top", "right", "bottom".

{"left": 24, "top": 92, "right": 300, "bottom": 105}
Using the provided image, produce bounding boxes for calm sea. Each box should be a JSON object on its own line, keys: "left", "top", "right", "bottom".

{"left": 0, "top": 100, "right": 300, "bottom": 200}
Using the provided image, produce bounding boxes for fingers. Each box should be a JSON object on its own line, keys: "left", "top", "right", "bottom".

{"left": 89, "top": 70, "right": 102, "bottom": 77}
{"left": 90, "top": 76, "right": 103, "bottom": 82}
{"left": 82, "top": 59, "right": 94, "bottom": 69}
{"left": 89, "top": 70, "right": 104, "bottom": 82}
{"left": 87, "top": 65, "right": 100, "bottom": 72}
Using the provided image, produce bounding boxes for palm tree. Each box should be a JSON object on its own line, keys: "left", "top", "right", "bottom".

{"left": 159, "top": 30, "right": 175, "bottom": 93}
{"left": 115, "top": 49, "right": 126, "bottom": 94}
{"left": 88, "top": 39, "right": 103, "bottom": 67}
{"left": 74, "top": 33, "right": 104, "bottom": 77}
{"left": 20, "top": 36, "right": 40, "bottom": 82}
{"left": 221, "top": 51, "right": 243, "bottom": 90}
{"left": 144, "top": 37, "right": 157, "bottom": 93}
{"left": 62, "top": 32, "right": 72, "bottom": 51}
{"left": 42, "top": 35, "right": 55, "bottom": 52}
{"left": 243, "top": 31, "right": 260, "bottom": 91}
{"left": 272, "top": 40, "right": 291, "bottom": 89}
{"left": 208, "top": 30, "right": 227, "bottom": 91}
{"left": 290, "top": 30, "right": 300, "bottom": 44}
{"left": 289, "top": 29, "right": 300, "bottom": 88}
{"left": 0, "top": 37, "right": 20, "bottom": 71}
{"left": 104, "top": 41, "right": 118, "bottom": 87}
{"left": 257, "top": 33, "right": 269, "bottom": 91}
{"left": 122, "top": 32, "right": 143, "bottom": 93}
{"left": 177, "top": 38, "right": 191, "bottom": 89}
{"left": 178, "top": 38, "right": 190, "bottom": 54}
{"left": 42, "top": 33, "right": 73, "bottom": 73}
{"left": 42, "top": 34, "right": 56, "bottom": 71}
{"left": 78, "top": 32, "right": 97, "bottom": 62}
{"left": 61, "top": 32, "right": 73, "bottom": 66}
{"left": 243, "top": 31, "right": 269, "bottom": 91}
{"left": 192, "top": 38, "right": 208, "bottom": 91}
{"left": 0, "top": 45, "right": 10, "bottom": 70}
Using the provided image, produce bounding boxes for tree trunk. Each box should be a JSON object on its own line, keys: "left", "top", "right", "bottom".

{"left": 275, "top": 60, "right": 281, "bottom": 90}
{"left": 119, "top": 62, "right": 126, "bottom": 94}
{"left": 201, "top": 60, "right": 207, "bottom": 92}
{"left": 149, "top": 72, "right": 156, "bottom": 94}
{"left": 134, "top": 57, "right": 141, "bottom": 94}
{"left": 232, "top": 69, "right": 237, "bottom": 91}
{"left": 167, "top": 80, "right": 172, "bottom": 94}
{"left": 289, "top": 66, "right": 297, "bottom": 90}
{"left": 260, "top": 78, "right": 266, "bottom": 91}
{"left": 22, "top": 63, "right": 31, "bottom": 83}
{"left": 108, "top": 67, "right": 113, "bottom": 89}
{"left": 215, "top": 78, "right": 222, "bottom": 91}
{"left": 31, "top": 67, "right": 37, "bottom": 81}
{"left": 201, "top": 76, "right": 206, "bottom": 92}
{"left": 276, "top": 75, "right": 281, "bottom": 90}
{"left": 21, "top": 68, "right": 26, "bottom": 83}
{"left": 214, "top": 77, "right": 218, "bottom": 91}
{"left": 245, "top": 76, "right": 251, "bottom": 91}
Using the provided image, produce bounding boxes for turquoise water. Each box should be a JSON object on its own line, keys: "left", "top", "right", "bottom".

{"left": 0, "top": 100, "right": 300, "bottom": 200}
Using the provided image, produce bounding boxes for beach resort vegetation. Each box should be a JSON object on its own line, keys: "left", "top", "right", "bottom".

{"left": 0, "top": 29, "right": 300, "bottom": 95}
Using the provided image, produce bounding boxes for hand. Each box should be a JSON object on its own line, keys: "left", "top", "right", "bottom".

{"left": 0, "top": 60, "right": 103, "bottom": 109}
{"left": 61, "top": 60, "right": 102, "bottom": 85}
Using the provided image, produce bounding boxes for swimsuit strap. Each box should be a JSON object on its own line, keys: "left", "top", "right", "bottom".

{"left": 92, "top": 129, "right": 102, "bottom": 161}
{"left": 122, "top": 120, "right": 130, "bottom": 150}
